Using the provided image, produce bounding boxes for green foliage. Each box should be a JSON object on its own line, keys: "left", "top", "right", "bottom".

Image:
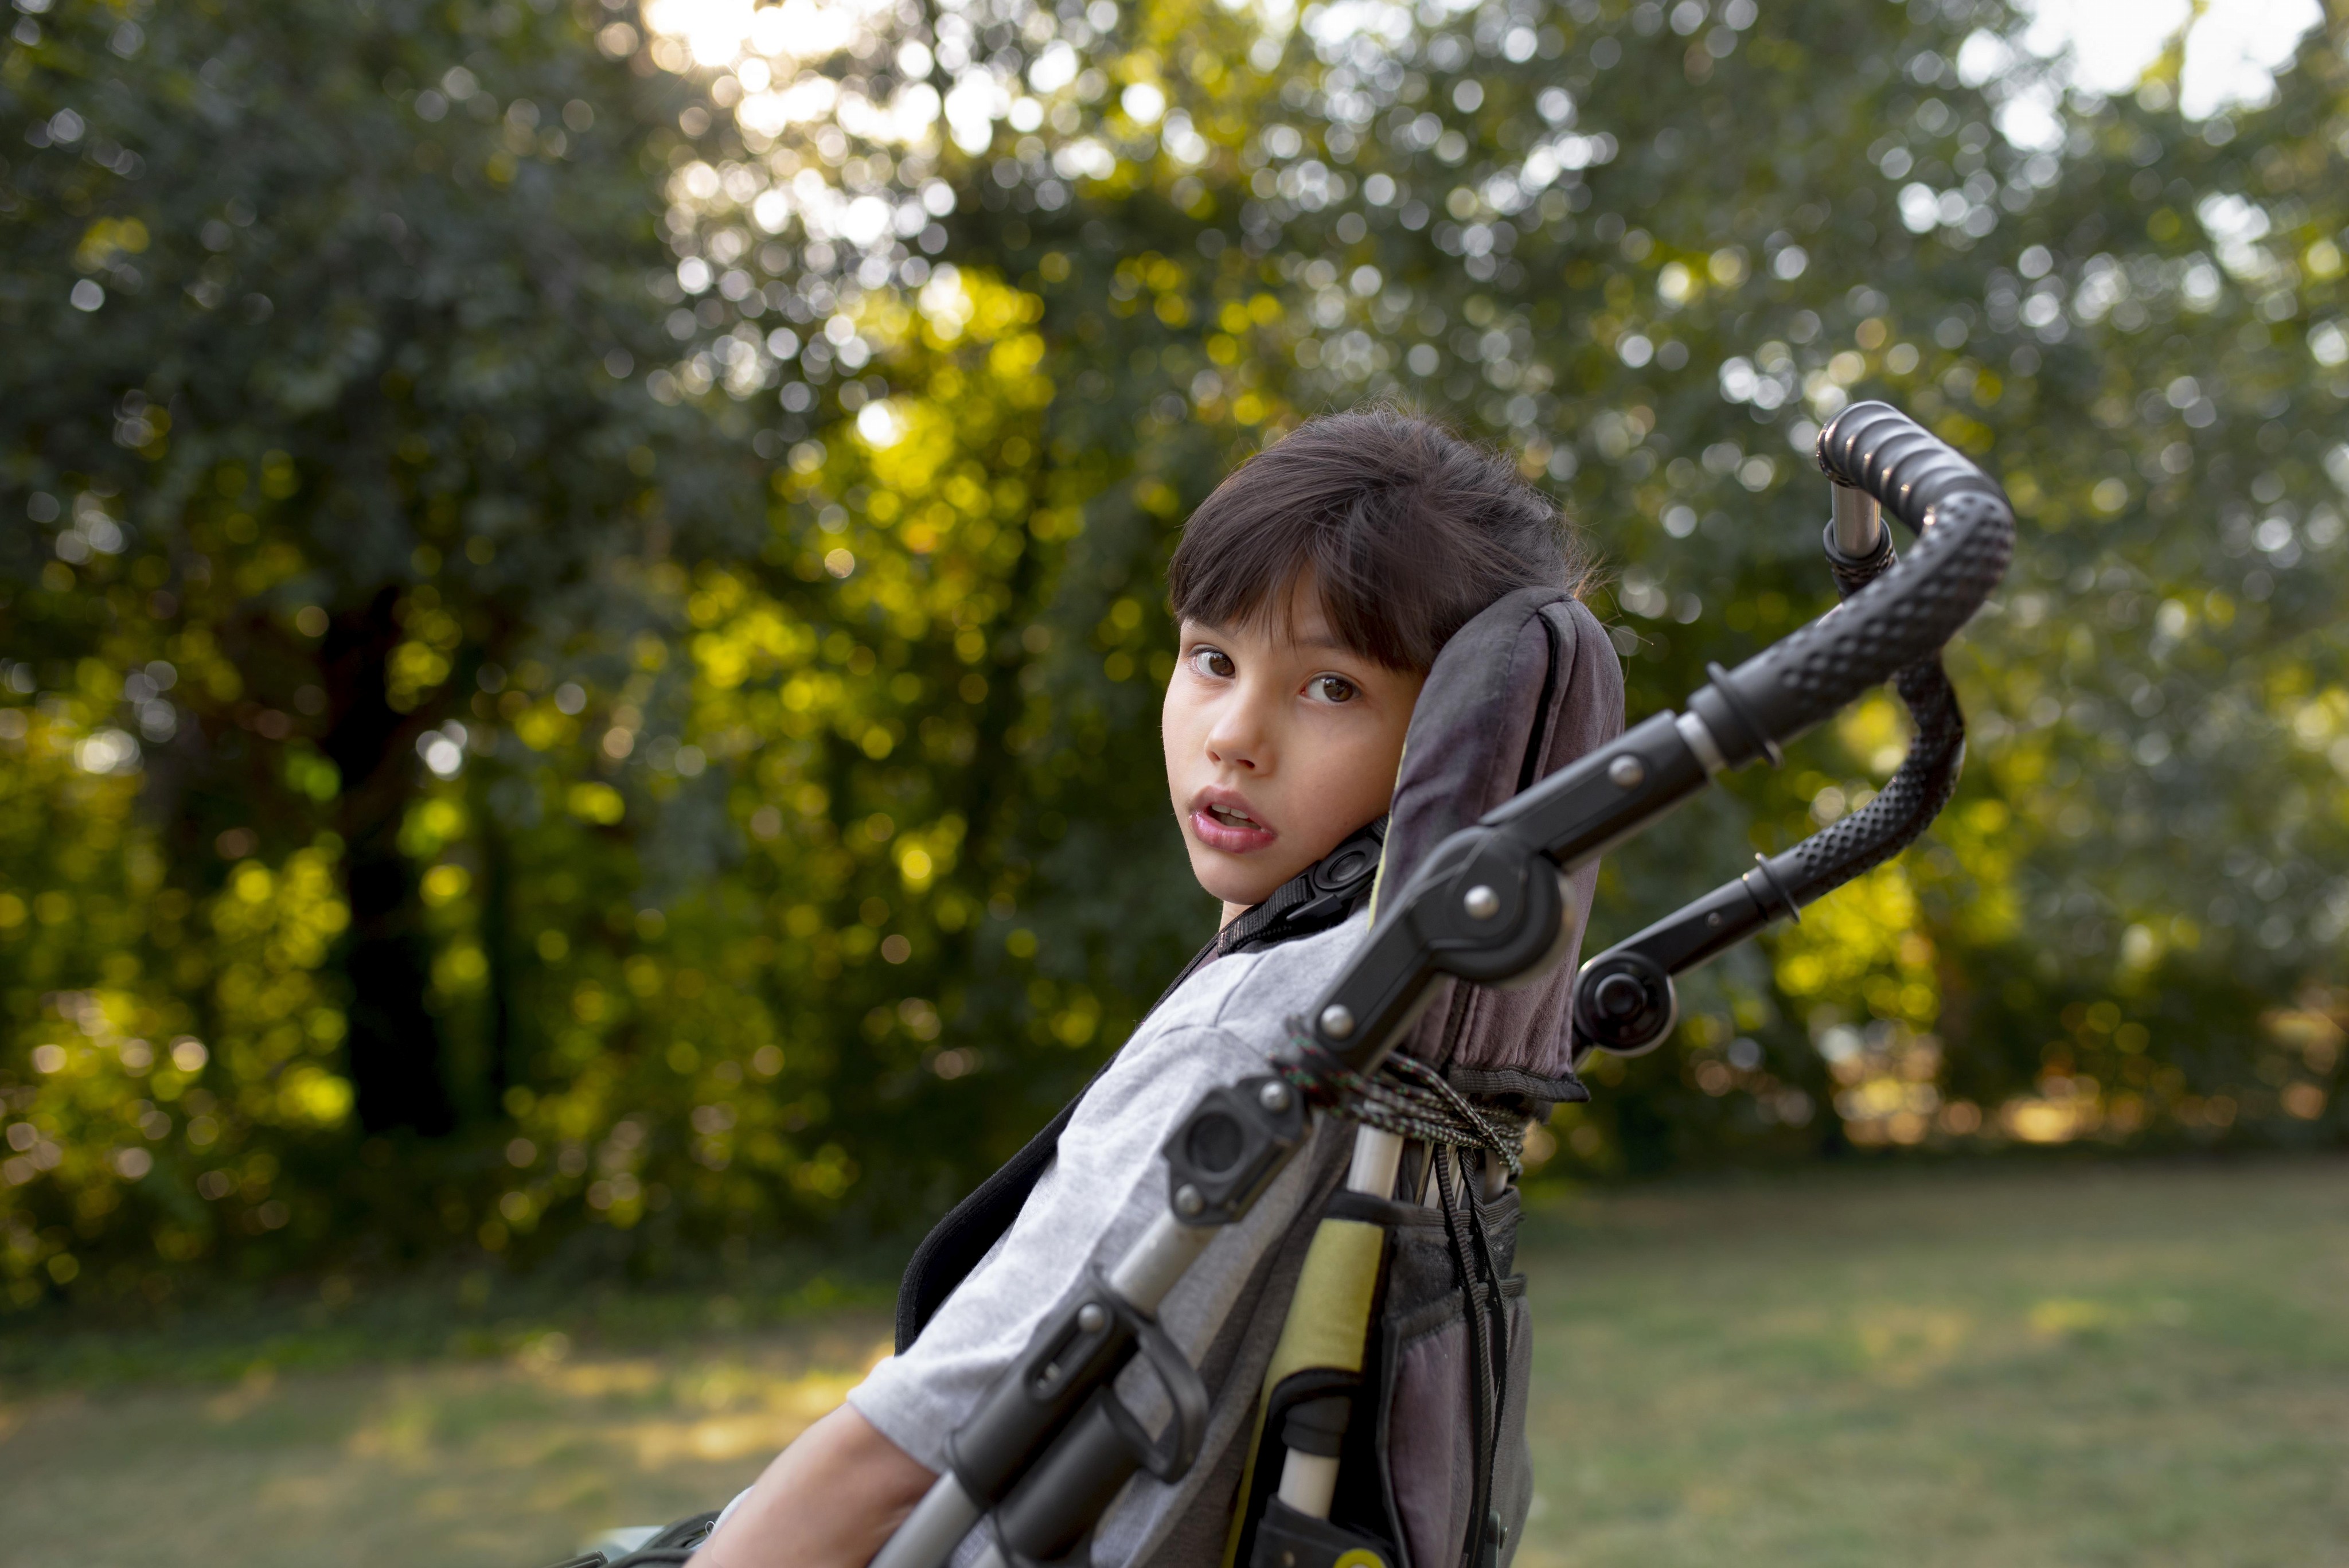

{"left": 3, "top": 0, "right": 2347, "bottom": 1307}
{"left": 0, "top": 0, "right": 765, "bottom": 1296}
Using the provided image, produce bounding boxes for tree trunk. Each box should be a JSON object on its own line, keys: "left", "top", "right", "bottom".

{"left": 323, "top": 586, "right": 455, "bottom": 1136}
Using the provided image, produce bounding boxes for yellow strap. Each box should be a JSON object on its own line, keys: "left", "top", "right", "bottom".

{"left": 1219, "top": 1217, "right": 1388, "bottom": 1568}
{"left": 1365, "top": 746, "right": 1403, "bottom": 923}
{"left": 1263, "top": 1217, "right": 1387, "bottom": 1383}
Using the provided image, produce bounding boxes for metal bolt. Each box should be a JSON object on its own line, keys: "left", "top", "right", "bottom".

{"left": 1463, "top": 884, "right": 1500, "bottom": 920}
{"left": 1318, "top": 1004, "right": 1355, "bottom": 1039}
{"left": 1607, "top": 754, "right": 1645, "bottom": 789}
{"left": 1077, "top": 1302, "right": 1107, "bottom": 1333}
{"left": 1174, "top": 1183, "right": 1205, "bottom": 1216}
{"left": 1259, "top": 1080, "right": 1291, "bottom": 1113}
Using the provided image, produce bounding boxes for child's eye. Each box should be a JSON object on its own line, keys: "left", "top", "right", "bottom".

{"left": 1307, "top": 674, "right": 1359, "bottom": 704}
{"left": 1190, "top": 646, "right": 1235, "bottom": 680}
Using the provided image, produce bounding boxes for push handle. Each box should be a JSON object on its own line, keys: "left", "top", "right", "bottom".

{"left": 1572, "top": 654, "right": 1966, "bottom": 1058}
{"left": 1816, "top": 400, "right": 2008, "bottom": 525}
{"left": 1683, "top": 402, "right": 2011, "bottom": 769}
{"left": 1572, "top": 418, "right": 1987, "bottom": 1058}
{"left": 1309, "top": 403, "right": 2014, "bottom": 1071}
{"left": 1765, "top": 654, "right": 1963, "bottom": 905}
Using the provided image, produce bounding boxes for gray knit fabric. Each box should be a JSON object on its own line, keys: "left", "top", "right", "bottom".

{"left": 1384, "top": 590, "right": 1627, "bottom": 1089}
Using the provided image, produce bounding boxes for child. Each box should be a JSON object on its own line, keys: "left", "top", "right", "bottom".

{"left": 694, "top": 408, "right": 1611, "bottom": 1568}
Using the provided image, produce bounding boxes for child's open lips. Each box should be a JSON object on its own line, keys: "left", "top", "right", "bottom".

{"left": 1189, "top": 787, "right": 1277, "bottom": 853}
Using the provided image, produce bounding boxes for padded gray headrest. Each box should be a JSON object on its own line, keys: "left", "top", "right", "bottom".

{"left": 1375, "top": 587, "right": 1625, "bottom": 1098}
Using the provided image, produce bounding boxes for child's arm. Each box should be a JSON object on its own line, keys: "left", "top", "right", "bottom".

{"left": 690, "top": 1402, "right": 935, "bottom": 1568}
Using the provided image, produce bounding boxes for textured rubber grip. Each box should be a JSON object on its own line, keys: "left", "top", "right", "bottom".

{"left": 1570, "top": 646, "right": 1965, "bottom": 1042}
{"left": 1816, "top": 401, "right": 2007, "bottom": 525}
{"left": 1688, "top": 402, "right": 2012, "bottom": 762}
{"left": 1765, "top": 652, "right": 1964, "bottom": 903}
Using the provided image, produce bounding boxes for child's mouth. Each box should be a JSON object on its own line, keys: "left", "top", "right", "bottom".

{"left": 1191, "top": 794, "right": 1277, "bottom": 852}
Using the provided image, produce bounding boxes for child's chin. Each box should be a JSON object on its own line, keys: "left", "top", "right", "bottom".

{"left": 1191, "top": 873, "right": 1257, "bottom": 907}
{"left": 1190, "top": 850, "right": 1291, "bottom": 910}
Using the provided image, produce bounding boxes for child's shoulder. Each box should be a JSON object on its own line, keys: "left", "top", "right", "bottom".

{"left": 1062, "top": 907, "right": 1371, "bottom": 1160}
{"left": 1133, "top": 907, "right": 1372, "bottom": 1059}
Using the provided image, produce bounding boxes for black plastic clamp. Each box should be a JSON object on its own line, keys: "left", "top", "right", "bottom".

{"left": 1164, "top": 1074, "right": 1309, "bottom": 1226}
{"left": 1248, "top": 1499, "right": 1396, "bottom": 1568}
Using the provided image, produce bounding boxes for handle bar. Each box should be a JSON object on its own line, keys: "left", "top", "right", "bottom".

{"left": 1574, "top": 623, "right": 1965, "bottom": 1050}
{"left": 1681, "top": 401, "right": 2012, "bottom": 769}
{"left": 1298, "top": 402, "right": 2011, "bottom": 1074}
{"left": 1569, "top": 404, "right": 1997, "bottom": 1055}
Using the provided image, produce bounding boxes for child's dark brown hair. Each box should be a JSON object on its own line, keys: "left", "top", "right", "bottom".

{"left": 1166, "top": 408, "right": 1592, "bottom": 673}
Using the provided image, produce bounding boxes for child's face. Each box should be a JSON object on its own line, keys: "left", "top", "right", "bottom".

{"left": 1162, "top": 583, "right": 1425, "bottom": 919}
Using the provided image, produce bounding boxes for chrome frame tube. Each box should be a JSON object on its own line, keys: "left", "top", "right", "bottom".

{"left": 1831, "top": 481, "right": 1884, "bottom": 559}
{"left": 1106, "top": 1204, "right": 1220, "bottom": 1309}
{"left": 868, "top": 1475, "right": 984, "bottom": 1568}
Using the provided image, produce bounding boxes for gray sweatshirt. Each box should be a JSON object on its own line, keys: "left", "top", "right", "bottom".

{"left": 846, "top": 909, "right": 1369, "bottom": 1567}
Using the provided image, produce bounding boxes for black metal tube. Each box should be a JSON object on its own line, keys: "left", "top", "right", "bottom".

{"left": 990, "top": 1396, "right": 1144, "bottom": 1563}
{"left": 1571, "top": 654, "right": 1969, "bottom": 1057}
{"left": 1570, "top": 655, "right": 1966, "bottom": 1059}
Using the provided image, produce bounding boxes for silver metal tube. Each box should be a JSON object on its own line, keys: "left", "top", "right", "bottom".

{"left": 1345, "top": 1126, "right": 1405, "bottom": 1198}
{"left": 1275, "top": 1449, "right": 1342, "bottom": 1517}
{"left": 1674, "top": 711, "right": 1727, "bottom": 775}
{"left": 868, "top": 1474, "right": 982, "bottom": 1568}
{"left": 1106, "top": 1209, "right": 1216, "bottom": 1310}
{"left": 1831, "top": 482, "right": 1884, "bottom": 558}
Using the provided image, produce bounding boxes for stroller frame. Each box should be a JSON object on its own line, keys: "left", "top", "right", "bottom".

{"left": 525, "top": 401, "right": 2011, "bottom": 1568}
{"left": 861, "top": 400, "right": 2014, "bottom": 1568}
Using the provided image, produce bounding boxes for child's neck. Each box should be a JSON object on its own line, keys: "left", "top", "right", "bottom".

{"left": 1220, "top": 900, "right": 1247, "bottom": 930}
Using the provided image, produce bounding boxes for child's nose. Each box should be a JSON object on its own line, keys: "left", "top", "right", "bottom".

{"left": 1204, "top": 699, "right": 1270, "bottom": 770}
{"left": 1205, "top": 730, "right": 1258, "bottom": 770}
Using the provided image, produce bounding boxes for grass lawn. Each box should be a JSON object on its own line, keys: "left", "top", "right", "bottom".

{"left": 1513, "top": 1157, "right": 2349, "bottom": 1568}
{"left": 1, "top": 1157, "right": 2343, "bottom": 1567}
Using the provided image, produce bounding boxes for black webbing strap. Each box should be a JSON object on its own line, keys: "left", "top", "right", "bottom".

{"left": 1431, "top": 1152, "right": 1511, "bottom": 1568}
{"left": 1220, "top": 818, "right": 1387, "bottom": 958}
{"left": 579, "top": 1510, "right": 720, "bottom": 1568}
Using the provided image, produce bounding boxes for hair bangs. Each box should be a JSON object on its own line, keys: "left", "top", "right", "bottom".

{"left": 1167, "top": 408, "right": 1590, "bottom": 674}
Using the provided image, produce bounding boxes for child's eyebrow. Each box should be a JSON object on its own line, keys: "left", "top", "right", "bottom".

{"left": 1184, "top": 614, "right": 1362, "bottom": 658}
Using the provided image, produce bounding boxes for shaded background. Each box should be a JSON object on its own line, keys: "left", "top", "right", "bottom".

{"left": 3, "top": 0, "right": 2347, "bottom": 1313}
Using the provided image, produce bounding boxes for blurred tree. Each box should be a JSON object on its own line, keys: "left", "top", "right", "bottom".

{"left": 635, "top": 0, "right": 2349, "bottom": 1186}
{"left": 0, "top": 0, "right": 768, "bottom": 1292}
{"left": 4, "top": 0, "right": 2346, "bottom": 1306}
{"left": 15, "top": 0, "right": 783, "bottom": 1137}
